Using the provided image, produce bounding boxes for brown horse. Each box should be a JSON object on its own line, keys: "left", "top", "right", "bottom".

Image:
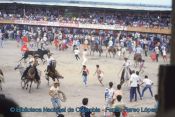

{"left": 90, "top": 43, "right": 103, "bottom": 56}
{"left": 0, "top": 69, "right": 4, "bottom": 90}
{"left": 22, "top": 63, "right": 40, "bottom": 93}
{"left": 45, "top": 60, "right": 64, "bottom": 86}
{"left": 134, "top": 53, "right": 142, "bottom": 67}
{"left": 106, "top": 46, "right": 117, "bottom": 58}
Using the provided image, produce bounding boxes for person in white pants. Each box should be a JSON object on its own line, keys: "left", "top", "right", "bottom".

{"left": 82, "top": 49, "right": 88, "bottom": 65}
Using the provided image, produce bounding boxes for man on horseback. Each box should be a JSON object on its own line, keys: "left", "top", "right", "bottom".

{"left": 134, "top": 45, "right": 143, "bottom": 63}
{"left": 108, "top": 37, "right": 113, "bottom": 49}
{"left": 21, "top": 54, "right": 40, "bottom": 81}
{"left": 46, "top": 53, "right": 55, "bottom": 74}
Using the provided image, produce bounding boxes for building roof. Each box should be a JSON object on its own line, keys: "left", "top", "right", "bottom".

{"left": 0, "top": 0, "right": 172, "bottom": 11}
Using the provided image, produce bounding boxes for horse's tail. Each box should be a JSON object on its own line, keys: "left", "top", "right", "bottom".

{"left": 0, "top": 74, "right": 4, "bottom": 83}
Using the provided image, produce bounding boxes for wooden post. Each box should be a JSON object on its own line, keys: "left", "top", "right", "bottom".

{"left": 157, "top": 1, "right": 175, "bottom": 117}
{"left": 171, "top": 0, "right": 175, "bottom": 64}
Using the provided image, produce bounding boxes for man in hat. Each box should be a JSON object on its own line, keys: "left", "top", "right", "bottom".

{"left": 108, "top": 37, "right": 113, "bottom": 49}
{"left": 21, "top": 54, "right": 40, "bottom": 81}
{"left": 49, "top": 80, "right": 66, "bottom": 117}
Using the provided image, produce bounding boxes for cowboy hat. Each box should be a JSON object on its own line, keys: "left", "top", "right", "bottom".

{"left": 53, "top": 80, "right": 59, "bottom": 84}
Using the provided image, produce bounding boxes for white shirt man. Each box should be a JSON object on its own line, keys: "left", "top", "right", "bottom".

{"left": 47, "top": 56, "right": 55, "bottom": 66}
{"left": 129, "top": 71, "right": 139, "bottom": 102}
{"left": 142, "top": 78, "right": 153, "bottom": 86}
{"left": 130, "top": 72, "right": 139, "bottom": 87}
{"left": 108, "top": 40, "right": 113, "bottom": 47}
{"left": 141, "top": 75, "right": 153, "bottom": 98}
{"left": 162, "top": 49, "right": 167, "bottom": 56}
{"left": 74, "top": 49, "right": 80, "bottom": 55}
{"left": 155, "top": 46, "right": 160, "bottom": 55}
{"left": 135, "top": 46, "right": 143, "bottom": 54}
{"left": 84, "top": 39, "right": 88, "bottom": 45}
{"left": 43, "top": 36, "right": 47, "bottom": 42}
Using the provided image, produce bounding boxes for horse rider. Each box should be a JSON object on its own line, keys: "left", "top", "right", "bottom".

{"left": 108, "top": 37, "right": 113, "bottom": 49}
{"left": 46, "top": 53, "right": 55, "bottom": 74}
{"left": 21, "top": 54, "right": 40, "bottom": 81}
{"left": 134, "top": 45, "right": 143, "bottom": 62}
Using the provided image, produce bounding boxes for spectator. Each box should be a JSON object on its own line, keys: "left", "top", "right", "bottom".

{"left": 141, "top": 75, "right": 154, "bottom": 98}
{"left": 79, "top": 98, "right": 95, "bottom": 117}
{"left": 129, "top": 70, "right": 139, "bottom": 102}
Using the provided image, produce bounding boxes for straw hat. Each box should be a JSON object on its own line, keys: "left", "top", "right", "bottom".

{"left": 48, "top": 53, "right": 53, "bottom": 56}
{"left": 34, "top": 54, "right": 39, "bottom": 57}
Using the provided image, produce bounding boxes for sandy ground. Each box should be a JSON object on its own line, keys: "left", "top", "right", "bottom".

{"left": 0, "top": 41, "right": 169, "bottom": 117}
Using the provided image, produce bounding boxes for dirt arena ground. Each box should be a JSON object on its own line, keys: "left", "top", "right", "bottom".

{"left": 0, "top": 41, "right": 169, "bottom": 117}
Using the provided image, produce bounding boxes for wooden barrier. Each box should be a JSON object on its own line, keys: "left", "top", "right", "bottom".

{"left": 0, "top": 19, "right": 171, "bottom": 34}
{"left": 127, "top": 26, "right": 171, "bottom": 34}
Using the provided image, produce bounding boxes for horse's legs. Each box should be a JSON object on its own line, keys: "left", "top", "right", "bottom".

{"left": 36, "top": 80, "right": 40, "bottom": 89}
{"left": 45, "top": 75, "right": 50, "bottom": 86}
{"left": 109, "top": 52, "right": 111, "bottom": 58}
{"left": 29, "top": 81, "right": 33, "bottom": 93}
{"left": 52, "top": 77, "right": 55, "bottom": 82}
{"left": 113, "top": 53, "right": 115, "bottom": 58}
{"left": 24, "top": 79, "right": 29, "bottom": 89}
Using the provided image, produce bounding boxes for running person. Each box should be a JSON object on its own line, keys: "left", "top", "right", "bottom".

{"left": 94, "top": 65, "right": 104, "bottom": 86}
{"left": 80, "top": 65, "right": 89, "bottom": 87}
{"left": 74, "top": 48, "right": 80, "bottom": 60}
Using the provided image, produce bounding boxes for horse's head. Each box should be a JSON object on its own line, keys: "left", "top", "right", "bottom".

{"left": 28, "top": 67, "right": 36, "bottom": 79}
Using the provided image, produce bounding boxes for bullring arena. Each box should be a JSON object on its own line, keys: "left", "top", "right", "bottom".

{"left": 0, "top": 0, "right": 172, "bottom": 117}
{"left": 0, "top": 40, "right": 168, "bottom": 117}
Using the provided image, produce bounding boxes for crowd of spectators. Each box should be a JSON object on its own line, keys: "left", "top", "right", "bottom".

{"left": 0, "top": 24, "right": 170, "bottom": 52}
{"left": 0, "top": 4, "right": 171, "bottom": 28}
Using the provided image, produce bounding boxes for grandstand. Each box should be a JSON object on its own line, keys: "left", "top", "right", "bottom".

{"left": 0, "top": 0, "right": 172, "bottom": 34}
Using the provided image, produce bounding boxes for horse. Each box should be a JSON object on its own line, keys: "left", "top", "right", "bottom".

{"left": 90, "top": 43, "right": 103, "bottom": 56}
{"left": 106, "top": 46, "right": 117, "bottom": 58}
{"left": 134, "top": 53, "right": 142, "bottom": 67}
{"left": 19, "top": 49, "right": 50, "bottom": 63}
{"left": 120, "top": 67, "right": 132, "bottom": 87}
{"left": 14, "top": 62, "right": 41, "bottom": 92}
{"left": 45, "top": 60, "right": 64, "bottom": 86}
{"left": 0, "top": 69, "right": 4, "bottom": 90}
